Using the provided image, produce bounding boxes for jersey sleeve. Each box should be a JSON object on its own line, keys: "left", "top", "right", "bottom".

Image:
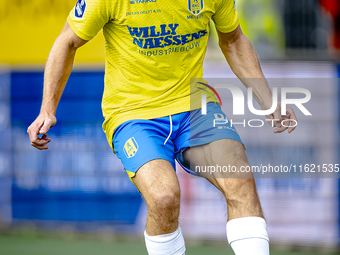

{"left": 212, "top": 0, "right": 239, "bottom": 33}
{"left": 67, "top": 0, "right": 112, "bottom": 41}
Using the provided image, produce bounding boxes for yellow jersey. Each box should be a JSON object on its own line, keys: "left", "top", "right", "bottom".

{"left": 67, "top": 0, "right": 239, "bottom": 148}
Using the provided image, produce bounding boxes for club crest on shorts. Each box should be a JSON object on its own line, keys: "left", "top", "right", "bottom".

{"left": 75, "top": 0, "right": 86, "bottom": 18}
{"left": 123, "top": 137, "right": 139, "bottom": 158}
{"left": 188, "top": 0, "right": 204, "bottom": 15}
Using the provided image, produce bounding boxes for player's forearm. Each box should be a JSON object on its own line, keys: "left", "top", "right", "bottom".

{"left": 40, "top": 35, "right": 77, "bottom": 116}
{"left": 220, "top": 33, "right": 273, "bottom": 109}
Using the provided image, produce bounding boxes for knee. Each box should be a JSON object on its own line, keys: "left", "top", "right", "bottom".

{"left": 148, "top": 188, "right": 181, "bottom": 217}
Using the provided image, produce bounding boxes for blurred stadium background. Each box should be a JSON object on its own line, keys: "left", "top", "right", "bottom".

{"left": 0, "top": 0, "right": 340, "bottom": 254}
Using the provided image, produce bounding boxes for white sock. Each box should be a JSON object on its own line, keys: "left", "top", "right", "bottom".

{"left": 144, "top": 226, "right": 186, "bottom": 255}
{"left": 227, "top": 217, "right": 269, "bottom": 255}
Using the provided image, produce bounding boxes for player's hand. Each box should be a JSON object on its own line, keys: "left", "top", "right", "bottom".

{"left": 265, "top": 102, "right": 297, "bottom": 134}
{"left": 27, "top": 114, "right": 57, "bottom": 150}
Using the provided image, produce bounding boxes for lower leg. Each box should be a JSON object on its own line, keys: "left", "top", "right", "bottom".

{"left": 217, "top": 177, "right": 263, "bottom": 220}
{"left": 206, "top": 174, "right": 269, "bottom": 254}
{"left": 184, "top": 140, "right": 269, "bottom": 254}
{"left": 133, "top": 159, "right": 186, "bottom": 255}
{"left": 218, "top": 177, "right": 269, "bottom": 255}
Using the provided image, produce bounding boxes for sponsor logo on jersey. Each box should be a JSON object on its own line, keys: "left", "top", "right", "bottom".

{"left": 127, "top": 23, "right": 208, "bottom": 49}
{"left": 123, "top": 137, "right": 139, "bottom": 158}
{"left": 130, "top": 0, "right": 156, "bottom": 4}
{"left": 187, "top": 14, "right": 203, "bottom": 20}
{"left": 188, "top": 0, "right": 204, "bottom": 15}
{"left": 75, "top": 0, "right": 86, "bottom": 18}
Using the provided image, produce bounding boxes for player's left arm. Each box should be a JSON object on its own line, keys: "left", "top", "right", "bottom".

{"left": 217, "top": 25, "right": 297, "bottom": 133}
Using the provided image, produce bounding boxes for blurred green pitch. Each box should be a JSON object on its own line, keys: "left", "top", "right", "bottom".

{"left": 0, "top": 235, "right": 336, "bottom": 255}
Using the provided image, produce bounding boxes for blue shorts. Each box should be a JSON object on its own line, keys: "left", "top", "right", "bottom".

{"left": 112, "top": 103, "right": 244, "bottom": 181}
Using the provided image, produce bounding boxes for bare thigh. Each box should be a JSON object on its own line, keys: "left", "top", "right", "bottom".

{"left": 183, "top": 139, "right": 263, "bottom": 220}
{"left": 133, "top": 159, "right": 181, "bottom": 235}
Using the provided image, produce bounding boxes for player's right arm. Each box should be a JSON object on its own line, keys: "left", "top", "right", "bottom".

{"left": 28, "top": 0, "right": 112, "bottom": 150}
{"left": 27, "top": 22, "right": 88, "bottom": 150}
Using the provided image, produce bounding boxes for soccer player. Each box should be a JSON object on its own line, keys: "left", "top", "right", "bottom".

{"left": 27, "top": 0, "right": 297, "bottom": 254}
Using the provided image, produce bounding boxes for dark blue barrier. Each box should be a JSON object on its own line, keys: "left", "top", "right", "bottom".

{"left": 10, "top": 71, "right": 142, "bottom": 224}
{"left": 11, "top": 71, "right": 105, "bottom": 124}
{"left": 11, "top": 186, "right": 142, "bottom": 223}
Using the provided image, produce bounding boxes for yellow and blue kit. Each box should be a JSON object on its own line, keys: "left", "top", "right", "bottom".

{"left": 67, "top": 0, "right": 242, "bottom": 180}
{"left": 67, "top": 0, "right": 239, "bottom": 147}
